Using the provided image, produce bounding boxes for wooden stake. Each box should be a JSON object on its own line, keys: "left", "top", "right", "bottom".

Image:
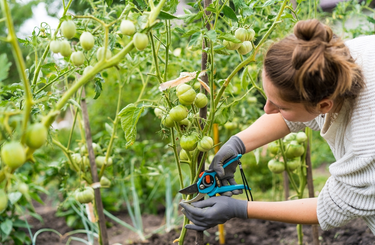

{"left": 81, "top": 88, "right": 109, "bottom": 245}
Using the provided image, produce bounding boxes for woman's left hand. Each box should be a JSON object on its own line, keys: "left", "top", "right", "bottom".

{"left": 179, "top": 196, "right": 248, "bottom": 231}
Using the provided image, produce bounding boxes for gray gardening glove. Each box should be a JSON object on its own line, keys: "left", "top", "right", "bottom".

{"left": 209, "top": 135, "right": 246, "bottom": 196}
{"left": 180, "top": 196, "right": 248, "bottom": 231}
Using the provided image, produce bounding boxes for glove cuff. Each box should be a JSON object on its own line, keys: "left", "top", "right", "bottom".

{"left": 235, "top": 199, "right": 249, "bottom": 219}
{"left": 229, "top": 136, "right": 246, "bottom": 155}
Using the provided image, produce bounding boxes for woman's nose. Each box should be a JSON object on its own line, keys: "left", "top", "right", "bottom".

{"left": 264, "top": 100, "right": 279, "bottom": 114}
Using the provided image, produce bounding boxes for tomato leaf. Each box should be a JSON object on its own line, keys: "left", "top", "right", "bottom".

{"left": 158, "top": 11, "right": 177, "bottom": 19}
{"left": 93, "top": 79, "right": 103, "bottom": 100}
{"left": 118, "top": 104, "right": 145, "bottom": 148}
{"left": 0, "top": 54, "right": 11, "bottom": 82}
{"left": 105, "top": 0, "right": 113, "bottom": 6}
{"left": 0, "top": 219, "right": 13, "bottom": 237}
{"left": 222, "top": 5, "right": 238, "bottom": 21}
{"left": 206, "top": 30, "right": 217, "bottom": 41}
{"left": 217, "top": 33, "right": 241, "bottom": 43}
{"left": 233, "top": 0, "right": 247, "bottom": 10}
{"left": 8, "top": 192, "right": 22, "bottom": 204}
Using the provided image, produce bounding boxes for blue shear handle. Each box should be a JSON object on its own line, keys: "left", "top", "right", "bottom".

{"left": 208, "top": 184, "right": 251, "bottom": 197}
{"left": 222, "top": 154, "right": 242, "bottom": 169}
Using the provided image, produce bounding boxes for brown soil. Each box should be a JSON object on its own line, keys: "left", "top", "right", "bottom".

{"left": 26, "top": 207, "right": 374, "bottom": 245}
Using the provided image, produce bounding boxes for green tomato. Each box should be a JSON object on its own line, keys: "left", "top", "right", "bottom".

{"left": 176, "top": 84, "right": 192, "bottom": 97}
{"left": 50, "top": 40, "right": 61, "bottom": 53}
{"left": 284, "top": 133, "right": 297, "bottom": 142}
{"left": 59, "top": 40, "right": 72, "bottom": 57}
{"left": 179, "top": 118, "right": 191, "bottom": 127}
{"left": 133, "top": 33, "right": 148, "bottom": 51}
{"left": 246, "top": 96, "right": 257, "bottom": 104}
{"left": 71, "top": 51, "right": 85, "bottom": 66}
{"left": 25, "top": 123, "right": 48, "bottom": 149}
{"left": 154, "top": 106, "right": 165, "bottom": 118}
{"left": 193, "top": 82, "right": 201, "bottom": 90}
{"left": 61, "top": 20, "right": 76, "bottom": 39}
{"left": 80, "top": 143, "right": 101, "bottom": 155}
{"left": 96, "top": 47, "right": 112, "bottom": 60}
{"left": 179, "top": 89, "right": 196, "bottom": 105}
{"left": 223, "top": 40, "right": 241, "bottom": 50}
{"left": 71, "top": 153, "right": 82, "bottom": 165}
{"left": 268, "top": 141, "right": 279, "bottom": 155}
{"left": 162, "top": 114, "right": 175, "bottom": 128}
{"left": 179, "top": 149, "right": 189, "bottom": 161}
{"left": 197, "top": 136, "right": 214, "bottom": 152}
{"left": 120, "top": 20, "right": 136, "bottom": 35}
{"left": 0, "top": 189, "right": 8, "bottom": 213}
{"left": 95, "top": 156, "right": 113, "bottom": 168}
{"left": 80, "top": 32, "right": 95, "bottom": 51}
{"left": 286, "top": 158, "right": 300, "bottom": 171}
{"left": 224, "top": 121, "right": 237, "bottom": 130}
{"left": 267, "top": 159, "right": 285, "bottom": 174}
{"left": 83, "top": 65, "right": 94, "bottom": 75}
{"left": 100, "top": 176, "right": 111, "bottom": 188}
{"left": 18, "top": 183, "right": 29, "bottom": 195}
{"left": 235, "top": 28, "right": 247, "bottom": 42}
{"left": 245, "top": 29, "right": 255, "bottom": 41}
{"left": 238, "top": 41, "right": 253, "bottom": 55}
{"left": 296, "top": 132, "right": 307, "bottom": 143}
{"left": 194, "top": 93, "right": 208, "bottom": 108}
{"left": 169, "top": 105, "right": 188, "bottom": 122}
{"left": 180, "top": 133, "right": 199, "bottom": 151}
{"left": 1, "top": 141, "right": 26, "bottom": 169}
{"left": 285, "top": 142, "right": 304, "bottom": 159}
{"left": 75, "top": 187, "right": 95, "bottom": 204}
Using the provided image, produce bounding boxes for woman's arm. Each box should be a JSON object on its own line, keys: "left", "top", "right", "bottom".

{"left": 247, "top": 198, "right": 319, "bottom": 224}
{"left": 236, "top": 113, "right": 291, "bottom": 153}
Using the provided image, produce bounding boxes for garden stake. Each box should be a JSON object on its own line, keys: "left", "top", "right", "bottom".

{"left": 81, "top": 88, "right": 109, "bottom": 245}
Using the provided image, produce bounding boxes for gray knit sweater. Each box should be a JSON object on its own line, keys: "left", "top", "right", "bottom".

{"left": 283, "top": 35, "right": 375, "bottom": 234}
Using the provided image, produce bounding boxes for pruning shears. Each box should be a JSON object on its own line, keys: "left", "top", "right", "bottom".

{"left": 179, "top": 154, "right": 252, "bottom": 204}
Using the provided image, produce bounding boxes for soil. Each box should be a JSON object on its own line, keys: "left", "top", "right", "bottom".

{"left": 26, "top": 207, "right": 374, "bottom": 245}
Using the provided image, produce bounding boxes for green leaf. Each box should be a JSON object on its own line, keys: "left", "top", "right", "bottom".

{"left": 214, "top": 45, "right": 230, "bottom": 55}
{"left": 181, "top": 27, "right": 201, "bottom": 38}
{"left": 206, "top": 30, "right": 217, "bottom": 41}
{"left": 105, "top": 0, "right": 113, "bottom": 6}
{"left": 105, "top": 123, "right": 113, "bottom": 135}
{"left": 222, "top": 5, "right": 238, "bottom": 21}
{"left": 242, "top": 7, "right": 254, "bottom": 17}
{"left": 0, "top": 54, "right": 11, "bottom": 82}
{"left": 158, "top": 11, "right": 177, "bottom": 20}
{"left": 0, "top": 219, "right": 12, "bottom": 237}
{"left": 218, "top": 33, "right": 241, "bottom": 43}
{"left": 188, "top": 32, "right": 202, "bottom": 50}
{"left": 262, "top": 0, "right": 276, "bottom": 7}
{"left": 8, "top": 192, "right": 22, "bottom": 204}
{"left": 367, "top": 16, "right": 375, "bottom": 24}
{"left": 93, "top": 80, "right": 103, "bottom": 100}
{"left": 67, "top": 99, "right": 81, "bottom": 110}
{"left": 241, "top": 67, "right": 249, "bottom": 91}
{"left": 28, "top": 211, "right": 43, "bottom": 223}
{"left": 118, "top": 104, "right": 145, "bottom": 148}
{"left": 233, "top": 0, "right": 247, "bottom": 10}
{"left": 134, "top": 0, "right": 147, "bottom": 10}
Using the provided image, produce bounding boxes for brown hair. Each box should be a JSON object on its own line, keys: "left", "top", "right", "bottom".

{"left": 264, "top": 19, "right": 364, "bottom": 112}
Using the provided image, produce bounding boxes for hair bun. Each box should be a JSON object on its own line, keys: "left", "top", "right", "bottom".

{"left": 294, "top": 19, "right": 332, "bottom": 43}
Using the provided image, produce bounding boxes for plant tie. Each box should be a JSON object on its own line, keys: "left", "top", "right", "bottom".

{"left": 238, "top": 161, "right": 253, "bottom": 201}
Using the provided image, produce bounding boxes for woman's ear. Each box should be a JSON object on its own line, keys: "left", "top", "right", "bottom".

{"left": 317, "top": 98, "right": 334, "bottom": 114}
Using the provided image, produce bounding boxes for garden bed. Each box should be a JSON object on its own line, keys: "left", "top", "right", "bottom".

{"left": 27, "top": 207, "right": 373, "bottom": 245}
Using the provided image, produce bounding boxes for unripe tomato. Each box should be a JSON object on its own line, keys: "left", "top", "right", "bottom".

{"left": 296, "top": 132, "right": 307, "bottom": 143}
{"left": 82, "top": 156, "right": 90, "bottom": 167}
{"left": 1, "top": 141, "right": 26, "bottom": 169}
{"left": 80, "top": 143, "right": 101, "bottom": 155}
{"left": 224, "top": 121, "right": 237, "bottom": 130}
{"left": 0, "top": 190, "right": 8, "bottom": 213}
{"left": 71, "top": 51, "right": 85, "bottom": 66}
{"left": 18, "top": 183, "right": 29, "bottom": 195}
{"left": 25, "top": 123, "right": 48, "bottom": 149}
{"left": 235, "top": 28, "right": 247, "bottom": 42}
{"left": 268, "top": 159, "right": 285, "bottom": 174}
{"left": 74, "top": 187, "right": 94, "bottom": 204}
{"left": 238, "top": 41, "right": 253, "bottom": 55}
{"left": 284, "top": 133, "right": 297, "bottom": 142}
{"left": 50, "top": 40, "right": 61, "bottom": 53}
{"left": 133, "top": 33, "right": 148, "bottom": 51}
{"left": 197, "top": 136, "right": 214, "bottom": 152}
{"left": 176, "top": 84, "right": 192, "bottom": 97}
{"left": 154, "top": 106, "right": 165, "bottom": 118}
{"left": 246, "top": 96, "right": 257, "bottom": 104}
{"left": 95, "top": 156, "right": 113, "bottom": 168}
{"left": 71, "top": 153, "right": 82, "bottom": 165}
{"left": 80, "top": 32, "right": 95, "bottom": 51}
{"left": 285, "top": 141, "right": 304, "bottom": 159}
{"left": 60, "top": 41, "right": 72, "bottom": 57}
{"left": 179, "top": 118, "right": 191, "bottom": 127}
{"left": 193, "top": 82, "right": 201, "bottom": 90}
{"left": 268, "top": 141, "right": 279, "bottom": 155}
{"left": 179, "top": 149, "right": 189, "bottom": 161}
{"left": 245, "top": 29, "right": 255, "bottom": 41}
{"left": 100, "top": 176, "right": 111, "bottom": 188}
{"left": 223, "top": 40, "right": 241, "bottom": 50}
{"left": 120, "top": 20, "right": 136, "bottom": 35}
{"left": 194, "top": 93, "right": 208, "bottom": 108}
{"left": 179, "top": 89, "right": 196, "bottom": 105}
{"left": 97, "top": 47, "right": 112, "bottom": 61}
{"left": 162, "top": 114, "right": 175, "bottom": 128}
{"left": 180, "top": 133, "right": 199, "bottom": 151}
{"left": 287, "top": 158, "right": 300, "bottom": 171}
{"left": 61, "top": 20, "right": 76, "bottom": 39}
{"left": 83, "top": 65, "right": 94, "bottom": 75}
{"left": 169, "top": 105, "right": 188, "bottom": 122}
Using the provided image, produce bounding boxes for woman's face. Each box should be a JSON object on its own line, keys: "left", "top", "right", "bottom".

{"left": 262, "top": 70, "right": 321, "bottom": 122}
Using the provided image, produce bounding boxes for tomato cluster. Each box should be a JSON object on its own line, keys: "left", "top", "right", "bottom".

{"left": 267, "top": 132, "right": 307, "bottom": 174}
{"left": 223, "top": 27, "right": 255, "bottom": 55}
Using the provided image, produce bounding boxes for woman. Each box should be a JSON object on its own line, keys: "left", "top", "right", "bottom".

{"left": 180, "top": 19, "right": 375, "bottom": 235}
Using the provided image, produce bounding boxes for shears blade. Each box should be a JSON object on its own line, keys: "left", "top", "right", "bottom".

{"left": 178, "top": 183, "right": 199, "bottom": 195}
{"left": 181, "top": 192, "right": 206, "bottom": 204}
